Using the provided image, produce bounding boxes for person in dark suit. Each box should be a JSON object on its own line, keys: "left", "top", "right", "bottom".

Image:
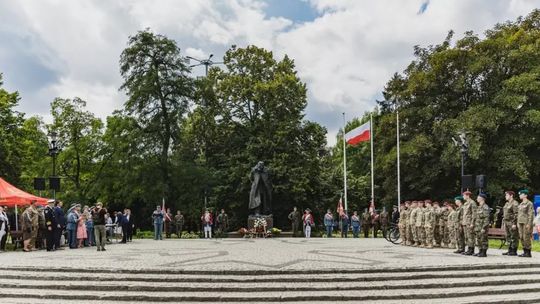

{"left": 125, "top": 209, "right": 134, "bottom": 242}
{"left": 54, "top": 201, "right": 65, "bottom": 249}
{"left": 118, "top": 210, "right": 128, "bottom": 243}
{"left": 43, "top": 200, "right": 57, "bottom": 251}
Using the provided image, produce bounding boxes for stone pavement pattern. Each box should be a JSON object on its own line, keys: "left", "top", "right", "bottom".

{"left": 1, "top": 238, "right": 540, "bottom": 303}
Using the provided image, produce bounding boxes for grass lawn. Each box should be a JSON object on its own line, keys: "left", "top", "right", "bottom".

{"left": 488, "top": 239, "right": 540, "bottom": 252}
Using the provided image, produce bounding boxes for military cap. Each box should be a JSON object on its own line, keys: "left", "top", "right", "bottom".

{"left": 518, "top": 189, "right": 529, "bottom": 195}
{"left": 505, "top": 190, "right": 515, "bottom": 196}
{"left": 454, "top": 196, "right": 464, "bottom": 201}
{"left": 305, "top": 208, "right": 311, "bottom": 213}
{"left": 478, "top": 193, "right": 487, "bottom": 199}
{"left": 462, "top": 190, "right": 472, "bottom": 196}
{"left": 47, "top": 199, "right": 55, "bottom": 204}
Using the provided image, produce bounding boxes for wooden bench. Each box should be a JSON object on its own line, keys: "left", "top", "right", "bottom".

{"left": 487, "top": 228, "right": 506, "bottom": 249}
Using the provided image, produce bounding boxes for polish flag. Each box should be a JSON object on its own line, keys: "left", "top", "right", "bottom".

{"left": 345, "top": 121, "right": 371, "bottom": 145}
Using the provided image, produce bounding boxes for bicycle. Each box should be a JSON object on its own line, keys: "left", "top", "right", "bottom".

{"left": 384, "top": 223, "right": 401, "bottom": 244}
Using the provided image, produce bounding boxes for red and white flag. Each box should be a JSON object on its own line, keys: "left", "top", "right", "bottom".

{"left": 345, "top": 121, "right": 370, "bottom": 145}
{"left": 337, "top": 197, "right": 344, "bottom": 216}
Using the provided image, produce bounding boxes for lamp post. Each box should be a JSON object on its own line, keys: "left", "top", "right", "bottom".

{"left": 187, "top": 54, "right": 224, "bottom": 209}
{"left": 48, "top": 131, "right": 62, "bottom": 200}
{"left": 452, "top": 131, "right": 468, "bottom": 193}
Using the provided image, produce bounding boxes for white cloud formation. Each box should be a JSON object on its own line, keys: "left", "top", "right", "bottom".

{"left": 0, "top": 0, "right": 537, "bottom": 146}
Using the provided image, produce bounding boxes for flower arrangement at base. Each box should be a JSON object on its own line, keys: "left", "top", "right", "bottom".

{"left": 253, "top": 217, "right": 268, "bottom": 233}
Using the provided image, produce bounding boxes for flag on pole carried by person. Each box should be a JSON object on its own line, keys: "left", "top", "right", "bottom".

{"left": 337, "top": 197, "right": 344, "bottom": 216}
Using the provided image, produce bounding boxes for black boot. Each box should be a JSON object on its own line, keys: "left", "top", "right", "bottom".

{"left": 519, "top": 248, "right": 532, "bottom": 258}
{"left": 464, "top": 246, "right": 475, "bottom": 256}
{"left": 478, "top": 249, "right": 487, "bottom": 257}
{"left": 508, "top": 247, "right": 518, "bottom": 256}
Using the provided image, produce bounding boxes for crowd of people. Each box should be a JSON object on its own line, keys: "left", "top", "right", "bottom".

{"left": 287, "top": 206, "right": 395, "bottom": 238}
{"left": 398, "top": 189, "right": 538, "bottom": 257}
{"left": 0, "top": 200, "right": 135, "bottom": 253}
{"left": 151, "top": 206, "right": 229, "bottom": 240}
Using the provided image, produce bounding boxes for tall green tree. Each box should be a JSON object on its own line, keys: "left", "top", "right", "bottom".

{"left": 119, "top": 29, "right": 194, "bottom": 200}
{"left": 50, "top": 97, "right": 106, "bottom": 201}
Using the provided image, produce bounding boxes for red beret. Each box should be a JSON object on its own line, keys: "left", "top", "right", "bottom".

{"left": 463, "top": 191, "right": 472, "bottom": 195}
{"left": 505, "top": 191, "right": 515, "bottom": 196}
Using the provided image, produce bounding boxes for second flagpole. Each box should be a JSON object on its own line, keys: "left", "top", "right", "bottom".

{"left": 342, "top": 113, "right": 348, "bottom": 212}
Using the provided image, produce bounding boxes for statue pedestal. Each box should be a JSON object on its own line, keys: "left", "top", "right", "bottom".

{"left": 247, "top": 215, "right": 273, "bottom": 231}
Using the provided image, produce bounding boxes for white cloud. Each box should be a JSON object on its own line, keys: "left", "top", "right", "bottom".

{"left": 1, "top": 0, "right": 538, "bottom": 146}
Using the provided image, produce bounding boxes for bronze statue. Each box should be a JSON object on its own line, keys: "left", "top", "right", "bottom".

{"left": 249, "top": 161, "right": 272, "bottom": 215}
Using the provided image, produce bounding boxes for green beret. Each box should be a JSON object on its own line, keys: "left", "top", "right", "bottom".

{"left": 454, "top": 196, "right": 464, "bottom": 202}
{"left": 518, "top": 189, "right": 529, "bottom": 195}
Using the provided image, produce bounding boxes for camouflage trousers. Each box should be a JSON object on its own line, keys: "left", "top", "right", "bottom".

{"left": 448, "top": 224, "right": 456, "bottom": 248}
{"left": 415, "top": 226, "right": 424, "bottom": 245}
{"left": 441, "top": 224, "right": 450, "bottom": 245}
{"left": 407, "top": 224, "right": 414, "bottom": 243}
{"left": 475, "top": 228, "right": 488, "bottom": 250}
{"left": 434, "top": 225, "right": 441, "bottom": 245}
{"left": 399, "top": 224, "right": 406, "bottom": 243}
{"left": 464, "top": 225, "right": 476, "bottom": 248}
{"left": 456, "top": 225, "right": 465, "bottom": 250}
{"left": 424, "top": 225, "right": 433, "bottom": 246}
{"left": 504, "top": 221, "right": 519, "bottom": 249}
{"left": 518, "top": 223, "right": 533, "bottom": 250}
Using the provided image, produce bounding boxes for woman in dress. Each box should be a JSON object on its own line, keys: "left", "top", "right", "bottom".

{"left": 77, "top": 212, "right": 87, "bottom": 248}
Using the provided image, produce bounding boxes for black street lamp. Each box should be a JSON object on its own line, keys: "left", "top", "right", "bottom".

{"left": 48, "top": 131, "right": 62, "bottom": 200}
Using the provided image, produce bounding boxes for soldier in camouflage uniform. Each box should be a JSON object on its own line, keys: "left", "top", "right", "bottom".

{"left": 439, "top": 202, "right": 450, "bottom": 248}
{"left": 432, "top": 201, "right": 441, "bottom": 247}
{"left": 423, "top": 200, "right": 435, "bottom": 249}
{"left": 409, "top": 201, "right": 419, "bottom": 247}
{"left": 461, "top": 191, "right": 477, "bottom": 256}
{"left": 415, "top": 200, "right": 425, "bottom": 247}
{"left": 474, "top": 193, "right": 490, "bottom": 257}
{"left": 517, "top": 189, "right": 534, "bottom": 258}
{"left": 454, "top": 197, "right": 466, "bottom": 254}
{"left": 399, "top": 201, "right": 410, "bottom": 246}
{"left": 502, "top": 191, "right": 519, "bottom": 256}
{"left": 447, "top": 204, "right": 456, "bottom": 249}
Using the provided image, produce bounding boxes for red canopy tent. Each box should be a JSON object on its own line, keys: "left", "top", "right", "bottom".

{"left": 0, "top": 177, "right": 48, "bottom": 207}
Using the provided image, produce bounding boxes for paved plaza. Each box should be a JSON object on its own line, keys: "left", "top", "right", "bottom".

{"left": 1, "top": 238, "right": 539, "bottom": 271}
{"left": 2, "top": 238, "right": 540, "bottom": 303}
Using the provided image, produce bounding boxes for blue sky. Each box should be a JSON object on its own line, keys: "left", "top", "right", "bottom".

{"left": 0, "top": 0, "right": 537, "bottom": 145}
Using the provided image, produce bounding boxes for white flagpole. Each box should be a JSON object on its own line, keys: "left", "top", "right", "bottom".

{"left": 342, "top": 113, "right": 348, "bottom": 212}
{"left": 396, "top": 110, "right": 401, "bottom": 212}
{"left": 370, "top": 113, "right": 375, "bottom": 208}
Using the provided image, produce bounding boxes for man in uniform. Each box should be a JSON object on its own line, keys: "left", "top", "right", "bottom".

{"left": 380, "top": 207, "right": 389, "bottom": 239}
{"left": 447, "top": 203, "right": 456, "bottom": 249}
{"left": 474, "top": 193, "right": 490, "bottom": 257}
{"left": 432, "top": 201, "right": 442, "bottom": 247}
{"left": 415, "top": 200, "right": 425, "bottom": 247}
{"left": 517, "top": 189, "right": 534, "bottom": 258}
{"left": 423, "top": 200, "right": 435, "bottom": 248}
{"left": 362, "top": 209, "right": 371, "bottom": 238}
{"left": 399, "top": 201, "right": 410, "bottom": 246}
{"left": 288, "top": 207, "right": 301, "bottom": 237}
{"left": 461, "top": 191, "right": 477, "bottom": 255}
{"left": 216, "top": 209, "right": 229, "bottom": 236}
{"left": 409, "top": 201, "right": 418, "bottom": 246}
{"left": 174, "top": 211, "right": 185, "bottom": 238}
{"left": 454, "top": 197, "right": 466, "bottom": 254}
{"left": 439, "top": 202, "right": 449, "bottom": 248}
{"left": 502, "top": 191, "right": 519, "bottom": 256}
{"left": 44, "top": 200, "right": 57, "bottom": 251}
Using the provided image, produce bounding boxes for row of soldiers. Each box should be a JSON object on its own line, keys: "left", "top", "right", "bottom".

{"left": 398, "top": 189, "right": 535, "bottom": 257}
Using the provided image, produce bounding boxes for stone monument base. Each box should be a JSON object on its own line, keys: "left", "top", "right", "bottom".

{"left": 247, "top": 215, "right": 273, "bottom": 231}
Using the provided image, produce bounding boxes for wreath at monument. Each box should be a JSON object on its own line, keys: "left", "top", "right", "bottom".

{"left": 253, "top": 217, "right": 267, "bottom": 232}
